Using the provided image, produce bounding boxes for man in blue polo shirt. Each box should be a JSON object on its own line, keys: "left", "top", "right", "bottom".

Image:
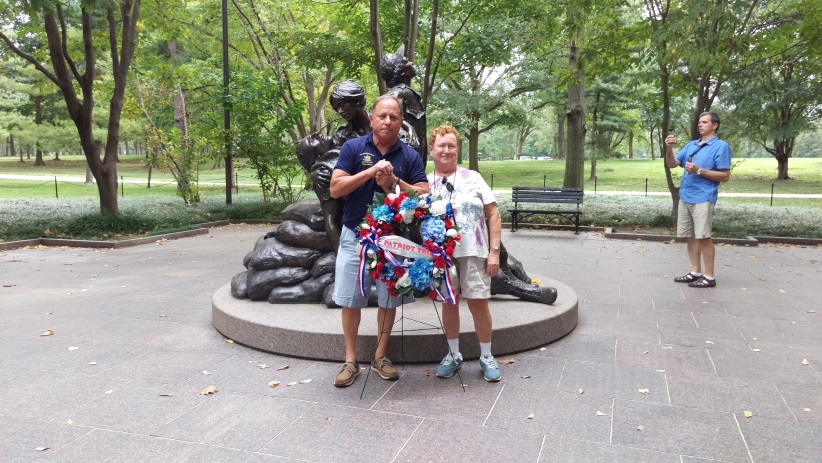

{"left": 664, "top": 112, "right": 731, "bottom": 288}
{"left": 329, "top": 95, "right": 429, "bottom": 387}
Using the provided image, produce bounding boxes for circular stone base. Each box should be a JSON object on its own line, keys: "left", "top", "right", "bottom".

{"left": 212, "top": 276, "right": 578, "bottom": 363}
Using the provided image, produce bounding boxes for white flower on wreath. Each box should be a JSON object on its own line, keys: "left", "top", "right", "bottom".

{"left": 401, "top": 209, "right": 415, "bottom": 224}
{"left": 446, "top": 228, "right": 458, "bottom": 238}
{"left": 396, "top": 272, "right": 411, "bottom": 289}
{"left": 430, "top": 200, "right": 447, "bottom": 217}
{"left": 387, "top": 193, "right": 398, "bottom": 201}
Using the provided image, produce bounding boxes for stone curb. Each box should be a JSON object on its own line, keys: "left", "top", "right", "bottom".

{"left": 2, "top": 220, "right": 819, "bottom": 251}
{"left": 0, "top": 219, "right": 280, "bottom": 251}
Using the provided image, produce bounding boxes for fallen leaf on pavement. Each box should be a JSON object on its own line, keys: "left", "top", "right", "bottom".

{"left": 638, "top": 388, "right": 650, "bottom": 394}
{"left": 68, "top": 346, "right": 79, "bottom": 351}
{"left": 596, "top": 411, "right": 607, "bottom": 416}
{"left": 744, "top": 410, "right": 753, "bottom": 418}
{"left": 257, "top": 364, "right": 271, "bottom": 369}
{"left": 637, "top": 425, "right": 644, "bottom": 431}
{"left": 200, "top": 386, "right": 218, "bottom": 395}
{"left": 66, "top": 419, "right": 73, "bottom": 425}
{"left": 202, "top": 370, "right": 211, "bottom": 375}
{"left": 36, "top": 447, "right": 49, "bottom": 451}
{"left": 225, "top": 339, "right": 234, "bottom": 344}
{"left": 801, "top": 359, "right": 810, "bottom": 365}
{"left": 521, "top": 375, "right": 531, "bottom": 379}
{"left": 802, "top": 408, "right": 811, "bottom": 412}
{"left": 705, "top": 341, "right": 714, "bottom": 344}
{"left": 287, "top": 382, "right": 298, "bottom": 386}
{"left": 40, "top": 330, "right": 54, "bottom": 337}
{"left": 89, "top": 362, "right": 96, "bottom": 365}
{"left": 268, "top": 381, "right": 280, "bottom": 388}
{"left": 299, "top": 379, "right": 312, "bottom": 384}
{"left": 277, "top": 365, "right": 290, "bottom": 371}
{"left": 498, "top": 358, "right": 516, "bottom": 365}
{"left": 423, "top": 369, "right": 430, "bottom": 377}
{"left": 661, "top": 346, "right": 673, "bottom": 350}
{"left": 526, "top": 414, "right": 534, "bottom": 420}
{"left": 579, "top": 388, "right": 584, "bottom": 394}
{"left": 159, "top": 393, "right": 173, "bottom": 397}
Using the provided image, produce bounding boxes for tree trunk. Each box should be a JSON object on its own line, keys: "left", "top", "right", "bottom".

{"left": 403, "top": 0, "right": 420, "bottom": 63}
{"left": 124, "top": 135, "right": 130, "bottom": 156}
{"left": 628, "top": 130, "right": 633, "bottom": 159}
{"left": 563, "top": 42, "right": 585, "bottom": 189}
{"left": 370, "top": 0, "right": 386, "bottom": 94}
{"left": 85, "top": 164, "right": 96, "bottom": 185}
{"left": 35, "top": 146, "right": 45, "bottom": 166}
{"left": 774, "top": 138, "right": 793, "bottom": 180}
{"left": 11, "top": 135, "right": 20, "bottom": 163}
{"left": 555, "top": 107, "right": 565, "bottom": 160}
{"left": 468, "top": 120, "right": 480, "bottom": 172}
{"left": 589, "top": 93, "right": 598, "bottom": 182}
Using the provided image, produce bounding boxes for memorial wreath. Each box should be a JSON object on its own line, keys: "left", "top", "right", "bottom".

{"left": 356, "top": 189, "right": 461, "bottom": 303}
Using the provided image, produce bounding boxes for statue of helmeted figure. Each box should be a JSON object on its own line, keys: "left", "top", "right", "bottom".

{"left": 380, "top": 45, "right": 427, "bottom": 165}
{"left": 296, "top": 80, "right": 371, "bottom": 252}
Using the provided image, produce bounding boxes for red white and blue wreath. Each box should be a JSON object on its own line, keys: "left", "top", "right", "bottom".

{"left": 356, "top": 189, "right": 461, "bottom": 303}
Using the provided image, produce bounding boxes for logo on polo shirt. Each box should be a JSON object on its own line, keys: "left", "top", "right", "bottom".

{"left": 360, "top": 153, "right": 374, "bottom": 167}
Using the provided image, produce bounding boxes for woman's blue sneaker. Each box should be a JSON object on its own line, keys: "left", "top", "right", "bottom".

{"left": 479, "top": 355, "right": 501, "bottom": 382}
{"left": 436, "top": 353, "right": 463, "bottom": 378}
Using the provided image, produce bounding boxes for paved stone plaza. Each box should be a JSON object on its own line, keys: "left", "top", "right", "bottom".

{"left": 1, "top": 224, "right": 820, "bottom": 462}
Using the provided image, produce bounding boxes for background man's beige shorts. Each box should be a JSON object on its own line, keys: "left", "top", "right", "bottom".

{"left": 677, "top": 201, "right": 715, "bottom": 239}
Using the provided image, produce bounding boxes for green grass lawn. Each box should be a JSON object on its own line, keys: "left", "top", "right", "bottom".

{"left": 3, "top": 155, "right": 821, "bottom": 197}
{"left": 2, "top": 155, "right": 821, "bottom": 241}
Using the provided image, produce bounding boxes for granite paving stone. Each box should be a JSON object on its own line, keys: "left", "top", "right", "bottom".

{"left": 92, "top": 348, "right": 235, "bottom": 384}
{"left": 0, "top": 414, "right": 92, "bottom": 463}
{"left": 615, "top": 340, "right": 717, "bottom": 376}
{"left": 394, "top": 417, "right": 544, "bottom": 463}
{"left": 260, "top": 403, "right": 423, "bottom": 462}
{"left": 611, "top": 399, "right": 750, "bottom": 462}
{"left": 151, "top": 392, "right": 313, "bottom": 451}
{"left": 774, "top": 382, "right": 822, "bottom": 422}
{"left": 56, "top": 382, "right": 210, "bottom": 435}
{"left": 484, "top": 384, "right": 614, "bottom": 443}
{"left": 538, "top": 435, "right": 683, "bottom": 463}
{"left": 666, "top": 371, "right": 793, "bottom": 420}
{"left": 737, "top": 414, "right": 822, "bottom": 463}
{"left": 657, "top": 325, "right": 751, "bottom": 352}
{"left": 709, "top": 348, "right": 822, "bottom": 385}
{"left": 530, "top": 333, "right": 616, "bottom": 364}
{"left": 558, "top": 360, "right": 669, "bottom": 404}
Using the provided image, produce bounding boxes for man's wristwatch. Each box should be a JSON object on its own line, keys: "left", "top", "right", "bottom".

{"left": 696, "top": 168, "right": 703, "bottom": 176}
{"left": 491, "top": 245, "right": 500, "bottom": 252}
{"left": 390, "top": 178, "right": 400, "bottom": 191}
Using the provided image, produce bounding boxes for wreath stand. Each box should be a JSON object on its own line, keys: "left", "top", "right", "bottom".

{"left": 359, "top": 294, "right": 466, "bottom": 398}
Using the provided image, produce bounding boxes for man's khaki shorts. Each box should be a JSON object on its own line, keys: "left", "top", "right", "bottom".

{"left": 677, "top": 201, "right": 715, "bottom": 239}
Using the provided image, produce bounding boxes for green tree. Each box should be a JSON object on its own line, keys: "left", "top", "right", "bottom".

{"left": 0, "top": 0, "right": 141, "bottom": 215}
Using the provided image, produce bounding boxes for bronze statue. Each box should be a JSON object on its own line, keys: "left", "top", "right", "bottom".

{"left": 296, "top": 80, "right": 372, "bottom": 251}
{"left": 381, "top": 45, "right": 427, "bottom": 165}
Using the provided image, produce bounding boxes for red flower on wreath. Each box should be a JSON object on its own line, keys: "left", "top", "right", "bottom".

{"left": 434, "top": 256, "right": 447, "bottom": 269}
{"left": 394, "top": 266, "right": 406, "bottom": 278}
{"left": 428, "top": 290, "right": 438, "bottom": 300}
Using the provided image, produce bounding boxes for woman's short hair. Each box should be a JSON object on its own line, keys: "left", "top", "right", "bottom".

{"left": 428, "top": 125, "right": 460, "bottom": 150}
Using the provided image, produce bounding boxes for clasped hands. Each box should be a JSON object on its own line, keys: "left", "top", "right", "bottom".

{"left": 372, "top": 160, "right": 398, "bottom": 190}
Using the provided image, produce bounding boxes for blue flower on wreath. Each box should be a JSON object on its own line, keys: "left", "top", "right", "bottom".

{"left": 400, "top": 197, "right": 418, "bottom": 212}
{"left": 380, "top": 263, "right": 396, "bottom": 280}
{"left": 372, "top": 205, "right": 393, "bottom": 223}
{"left": 409, "top": 259, "right": 433, "bottom": 290}
{"left": 420, "top": 217, "right": 446, "bottom": 242}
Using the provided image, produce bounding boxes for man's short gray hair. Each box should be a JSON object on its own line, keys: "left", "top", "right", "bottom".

{"left": 372, "top": 94, "right": 404, "bottom": 115}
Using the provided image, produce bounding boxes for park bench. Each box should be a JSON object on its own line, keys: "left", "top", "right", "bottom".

{"left": 509, "top": 187, "right": 584, "bottom": 234}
